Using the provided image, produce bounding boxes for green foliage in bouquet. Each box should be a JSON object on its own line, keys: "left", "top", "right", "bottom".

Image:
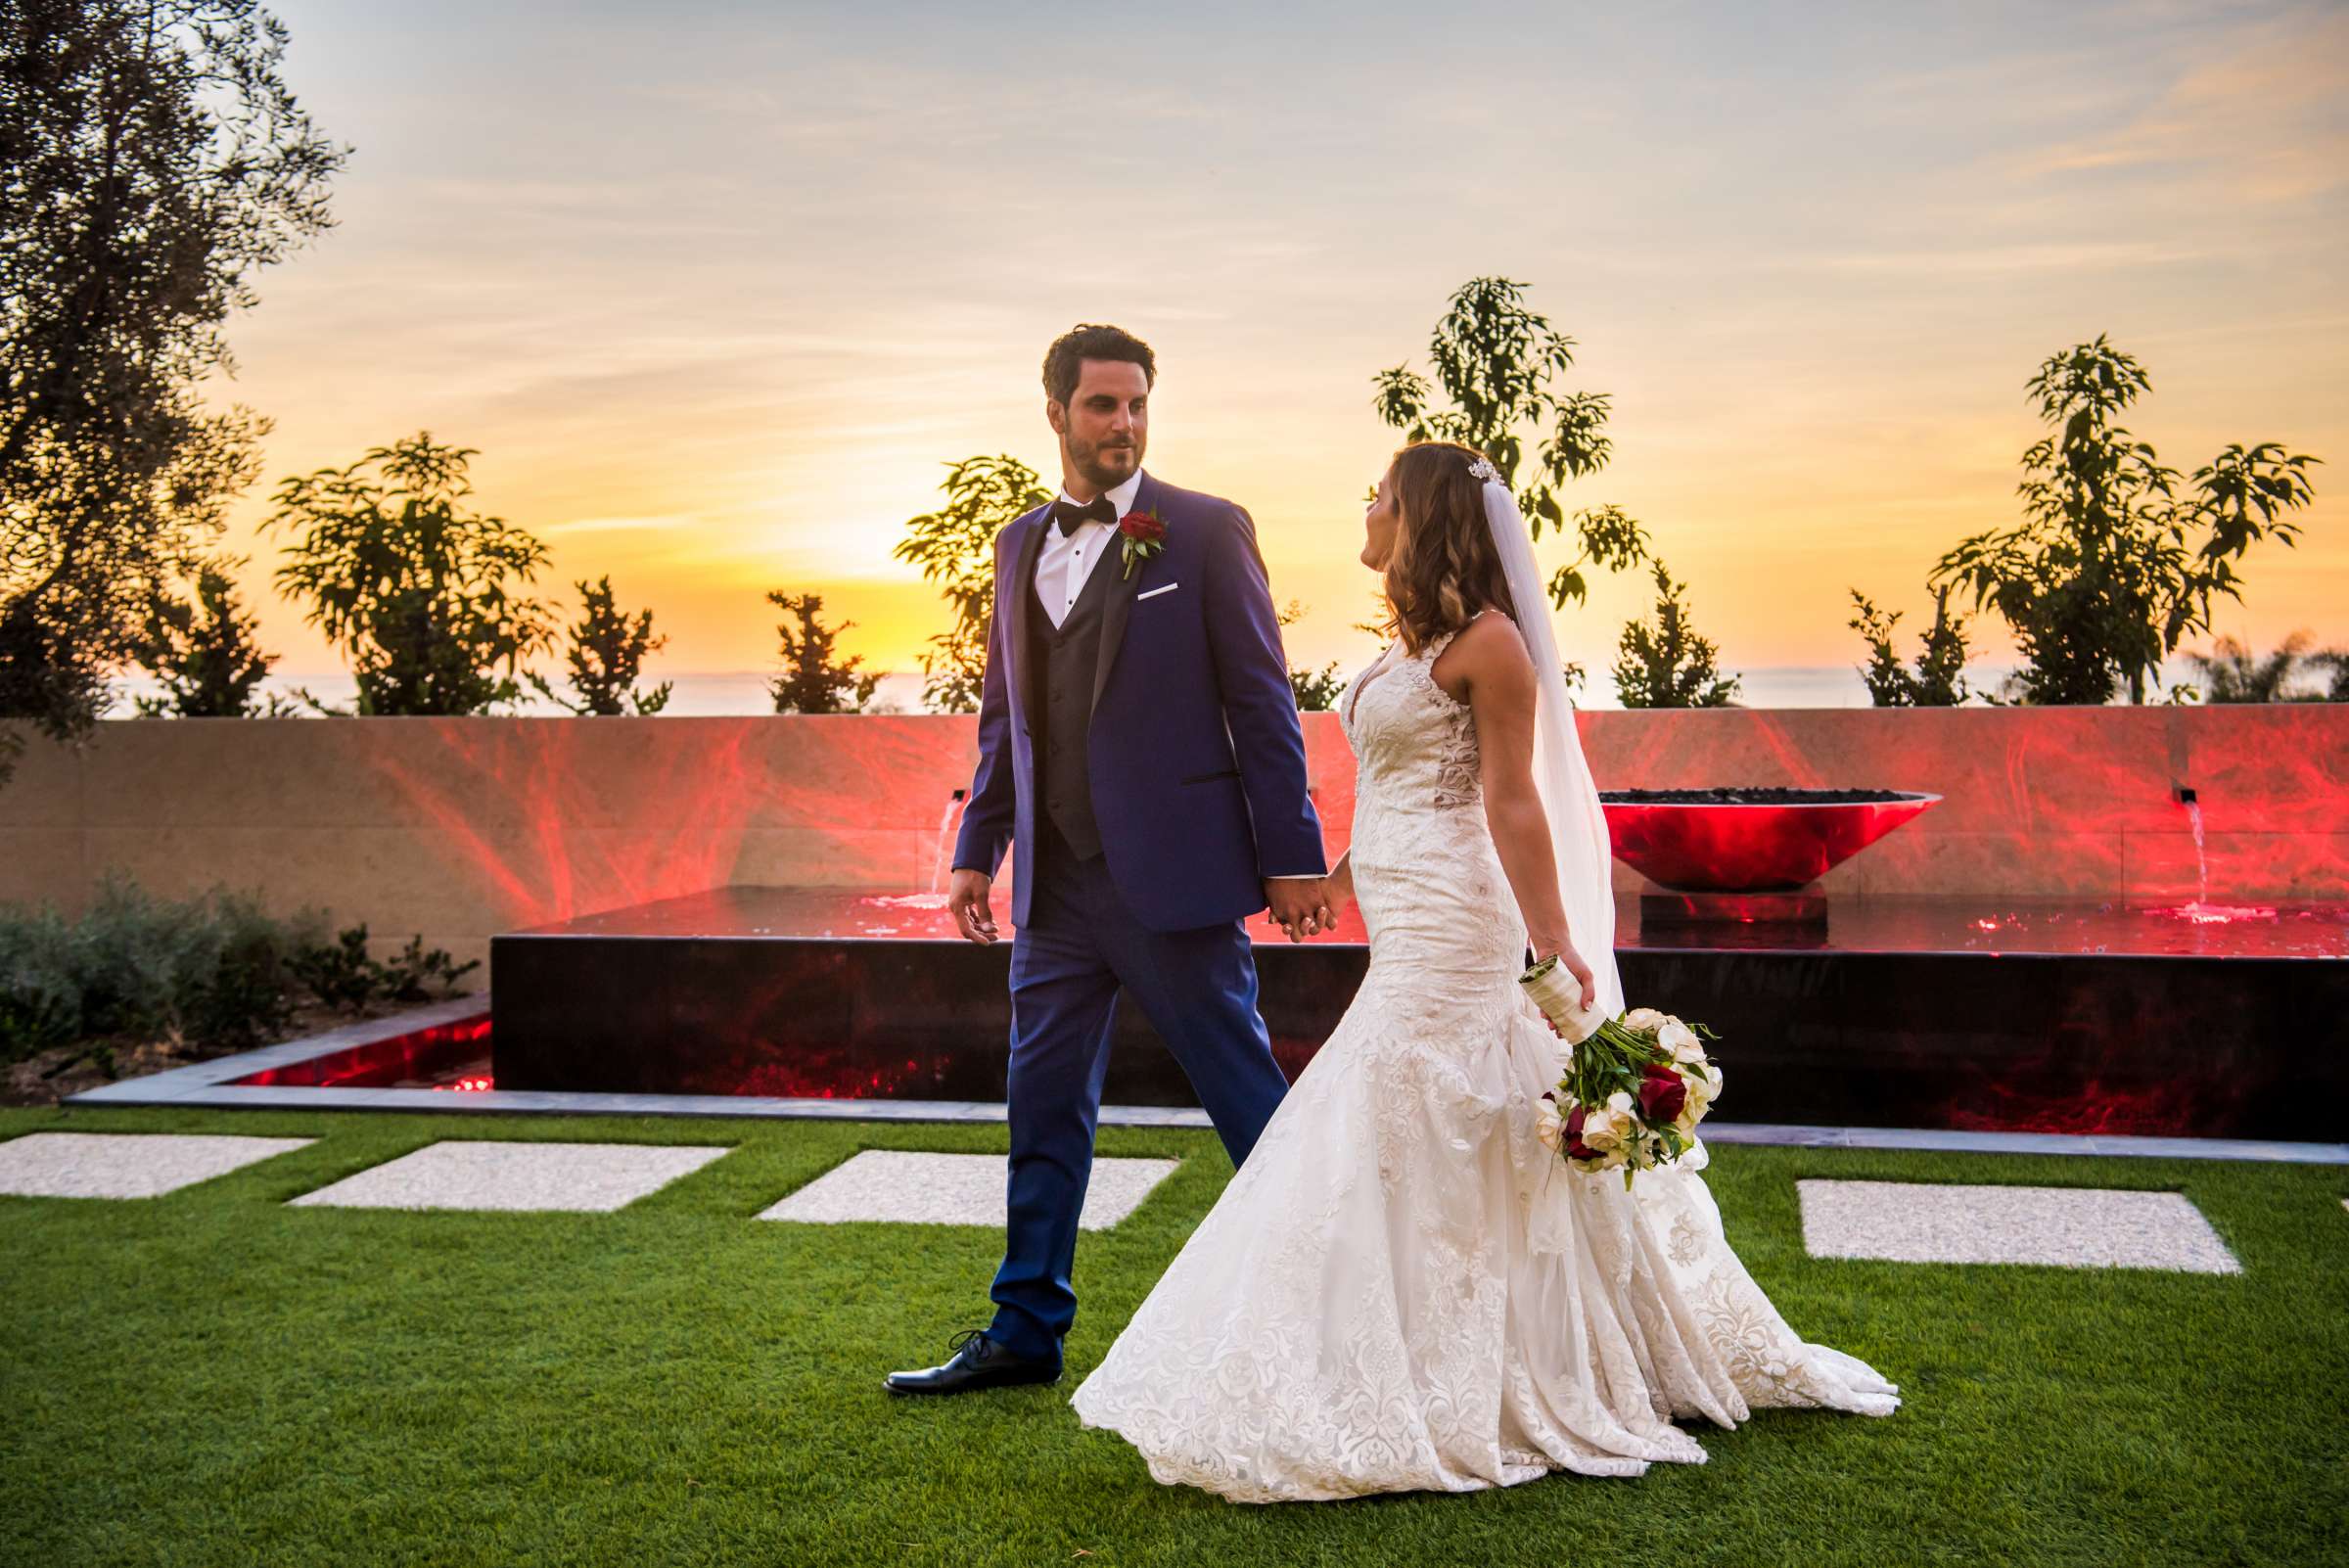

{"left": 1524, "top": 954, "right": 1723, "bottom": 1189}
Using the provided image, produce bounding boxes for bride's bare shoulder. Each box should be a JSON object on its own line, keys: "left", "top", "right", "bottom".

{"left": 1431, "top": 606, "right": 1532, "bottom": 702}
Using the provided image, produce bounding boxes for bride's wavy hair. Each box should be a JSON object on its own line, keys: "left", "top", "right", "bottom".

{"left": 1381, "top": 440, "right": 1517, "bottom": 656}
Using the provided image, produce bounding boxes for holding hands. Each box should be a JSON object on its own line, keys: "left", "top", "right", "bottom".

{"left": 953, "top": 868, "right": 1363, "bottom": 946}
{"left": 1265, "top": 854, "right": 1352, "bottom": 943}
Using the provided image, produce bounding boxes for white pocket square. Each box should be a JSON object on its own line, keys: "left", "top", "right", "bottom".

{"left": 1135, "top": 581, "right": 1179, "bottom": 601}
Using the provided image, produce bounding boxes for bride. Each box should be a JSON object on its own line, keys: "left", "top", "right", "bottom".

{"left": 1068, "top": 439, "right": 1900, "bottom": 1502}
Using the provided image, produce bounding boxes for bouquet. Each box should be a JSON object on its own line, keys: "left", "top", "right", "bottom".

{"left": 1519, "top": 954, "right": 1723, "bottom": 1188}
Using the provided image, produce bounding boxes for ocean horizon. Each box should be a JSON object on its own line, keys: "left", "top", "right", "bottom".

{"left": 98, "top": 661, "right": 2222, "bottom": 716}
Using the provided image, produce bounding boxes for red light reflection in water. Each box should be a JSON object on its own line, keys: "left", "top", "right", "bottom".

{"left": 2147, "top": 902, "right": 2280, "bottom": 925}
{"left": 1945, "top": 1076, "right": 2220, "bottom": 1137}
{"left": 233, "top": 1013, "right": 492, "bottom": 1088}
{"left": 733, "top": 1054, "right": 928, "bottom": 1099}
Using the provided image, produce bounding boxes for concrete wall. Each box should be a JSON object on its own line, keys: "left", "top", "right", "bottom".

{"left": 4, "top": 705, "right": 2342, "bottom": 979}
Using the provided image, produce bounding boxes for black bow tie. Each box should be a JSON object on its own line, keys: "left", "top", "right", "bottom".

{"left": 1051, "top": 495, "right": 1117, "bottom": 536}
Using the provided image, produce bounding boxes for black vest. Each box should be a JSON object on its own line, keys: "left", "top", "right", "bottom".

{"left": 1026, "top": 536, "right": 1120, "bottom": 861}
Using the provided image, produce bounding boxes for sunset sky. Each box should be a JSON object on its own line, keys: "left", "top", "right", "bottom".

{"left": 196, "top": 0, "right": 2347, "bottom": 695}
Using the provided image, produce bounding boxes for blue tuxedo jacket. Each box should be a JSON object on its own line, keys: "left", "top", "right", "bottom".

{"left": 950, "top": 472, "right": 1327, "bottom": 932}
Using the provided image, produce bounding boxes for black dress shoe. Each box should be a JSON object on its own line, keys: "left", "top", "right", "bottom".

{"left": 885, "top": 1328, "right": 1062, "bottom": 1396}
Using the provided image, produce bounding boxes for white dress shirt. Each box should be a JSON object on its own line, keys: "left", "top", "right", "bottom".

{"left": 1034, "top": 468, "right": 1144, "bottom": 628}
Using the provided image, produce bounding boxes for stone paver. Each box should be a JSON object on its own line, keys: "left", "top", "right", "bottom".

{"left": 0, "top": 1132, "right": 316, "bottom": 1199}
{"left": 1798, "top": 1178, "right": 2241, "bottom": 1273}
{"left": 756, "top": 1150, "right": 1179, "bottom": 1231}
{"left": 287, "top": 1139, "right": 729, "bottom": 1213}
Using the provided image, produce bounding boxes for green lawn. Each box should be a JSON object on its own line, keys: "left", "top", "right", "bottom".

{"left": 3, "top": 1105, "right": 2343, "bottom": 1568}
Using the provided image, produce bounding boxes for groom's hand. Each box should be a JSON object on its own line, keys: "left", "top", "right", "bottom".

{"left": 1264, "top": 877, "right": 1328, "bottom": 943}
{"left": 947, "top": 868, "right": 998, "bottom": 945}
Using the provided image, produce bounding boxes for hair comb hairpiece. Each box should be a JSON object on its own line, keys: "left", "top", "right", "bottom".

{"left": 1467, "top": 456, "right": 1500, "bottom": 484}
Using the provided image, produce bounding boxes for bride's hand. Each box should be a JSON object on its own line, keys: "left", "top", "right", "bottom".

{"left": 1531, "top": 933, "right": 1596, "bottom": 1012}
{"left": 1318, "top": 861, "right": 1354, "bottom": 928}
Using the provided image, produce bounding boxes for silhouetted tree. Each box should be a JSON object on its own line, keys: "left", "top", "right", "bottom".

{"left": 129, "top": 555, "right": 290, "bottom": 715}
{"left": 2183, "top": 631, "right": 2336, "bottom": 704}
{"left": 1848, "top": 585, "right": 1971, "bottom": 707}
{"left": 262, "top": 434, "right": 557, "bottom": 715}
{"left": 0, "top": 0, "right": 346, "bottom": 781}
{"left": 766, "top": 591, "right": 880, "bottom": 714}
{"left": 1612, "top": 560, "right": 1740, "bottom": 709}
{"left": 1373, "top": 277, "right": 1648, "bottom": 609}
{"left": 893, "top": 456, "right": 1050, "bottom": 712}
{"left": 1932, "top": 336, "right": 2320, "bottom": 705}
{"left": 527, "top": 576, "right": 671, "bottom": 715}
{"left": 1276, "top": 599, "right": 1347, "bottom": 712}
{"left": 2309, "top": 649, "right": 2349, "bottom": 703}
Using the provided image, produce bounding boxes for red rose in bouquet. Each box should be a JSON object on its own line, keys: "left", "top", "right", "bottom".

{"left": 1637, "top": 1063, "right": 1688, "bottom": 1124}
{"left": 1521, "top": 957, "right": 1723, "bottom": 1187}
{"left": 1562, "top": 1103, "right": 1602, "bottom": 1163}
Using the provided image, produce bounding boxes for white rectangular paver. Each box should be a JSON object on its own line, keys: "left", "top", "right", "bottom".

{"left": 288, "top": 1140, "right": 729, "bottom": 1213}
{"left": 1798, "top": 1178, "right": 2241, "bottom": 1273}
{"left": 757, "top": 1150, "right": 1178, "bottom": 1230}
{"left": 0, "top": 1132, "right": 316, "bottom": 1199}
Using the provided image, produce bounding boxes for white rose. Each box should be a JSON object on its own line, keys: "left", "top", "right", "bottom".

{"left": 1623, "top": 1007, "right": 1666, "bottom": 1033}
{"left": 1658, "top": 1021, "right": 1702, "bottom": 1061}
{"left": 1581, "top": 1108, "right": 1625, "bottom": 1151}
{"left": 1606, "top": 1090, "right": 1634, "bottom": 1115}
{"left": 1534, "top": 1096, "right": 1565, "bottom": 1152}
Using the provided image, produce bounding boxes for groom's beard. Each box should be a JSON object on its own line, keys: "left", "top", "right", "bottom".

{"left": 1071, "top": 436, "right": 1140, "bottom": 491}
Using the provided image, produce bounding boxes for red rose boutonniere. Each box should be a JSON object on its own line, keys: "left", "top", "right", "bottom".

{"left": 1119, "top": 510, "right": 1167, "bottom": 579}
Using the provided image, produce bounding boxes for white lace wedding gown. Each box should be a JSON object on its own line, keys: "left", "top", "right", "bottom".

{"left": 1069, "top": 625, "right": 1900, "bottom": 1503}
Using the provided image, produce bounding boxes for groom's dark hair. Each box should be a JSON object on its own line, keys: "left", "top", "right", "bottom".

{"left": 1043, "top": 324, "right": 1156, "bottom": 406}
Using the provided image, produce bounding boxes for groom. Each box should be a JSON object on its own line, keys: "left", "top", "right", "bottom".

{"left": 886, "top": 323, "right": 1332, "bottom": 1395}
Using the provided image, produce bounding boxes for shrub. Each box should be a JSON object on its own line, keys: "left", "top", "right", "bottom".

{"left": 1612, "top": 560, "right": 1741, "bottom": 709}
{"left": 0, "top": 872, "right": 471, "bottom": 1066}
{"left": 289, "top": 923, "right": 480, "bottom": 1015}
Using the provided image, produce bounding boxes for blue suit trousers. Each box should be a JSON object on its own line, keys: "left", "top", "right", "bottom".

{"left": 986, "top": 824, "right": 1291, "bottom": 1365}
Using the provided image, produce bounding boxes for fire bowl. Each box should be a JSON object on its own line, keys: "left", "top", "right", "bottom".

{"left": 1599, "top": 788, "right": 1941, "bottom": 892}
